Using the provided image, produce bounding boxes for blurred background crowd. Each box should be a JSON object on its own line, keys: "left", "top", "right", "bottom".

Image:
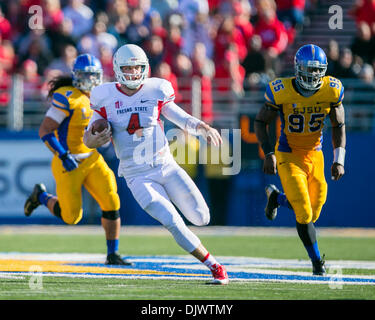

{"left": 1, "top": 0, "right": 374, "bottom": 121}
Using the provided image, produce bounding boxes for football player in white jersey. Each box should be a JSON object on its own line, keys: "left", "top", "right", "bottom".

{"left": 83, "top": 44, "right": 229, "bottom": 285}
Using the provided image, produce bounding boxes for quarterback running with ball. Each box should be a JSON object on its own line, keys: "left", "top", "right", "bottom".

{"left": 84, "top": 44, "right": 229, "bottom": 285}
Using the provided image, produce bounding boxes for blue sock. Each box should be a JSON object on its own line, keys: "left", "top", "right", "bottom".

{"left": 38, "top": 192, "right": 52, "bottom": 206}
{"left": 305, "top": 241, "right": 321, "bottom": 262}
{"left": 277, "top": 193, "right": 290, "bottom": 208}
{"left": 107, "top": 239, "right": 119, "bottom": 255}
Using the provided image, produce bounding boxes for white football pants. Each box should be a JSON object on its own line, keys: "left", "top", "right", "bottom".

{"left": 125, "top": 160, "right": 210, "bottom": 253}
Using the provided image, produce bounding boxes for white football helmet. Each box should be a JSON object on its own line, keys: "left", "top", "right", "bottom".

{"left": 113, "top": 44, "right": 149, "bottom": 89}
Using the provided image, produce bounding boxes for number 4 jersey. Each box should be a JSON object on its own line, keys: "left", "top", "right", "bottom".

{"left": 89, "top": 78, "right": 176, "bottom": 177}
{"left": 264, "top": 76, "right": 344, "bottom": 152}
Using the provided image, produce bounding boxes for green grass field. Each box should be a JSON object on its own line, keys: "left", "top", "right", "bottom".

{"left": 0, "top": 227, "right": 374, "bottom": 301}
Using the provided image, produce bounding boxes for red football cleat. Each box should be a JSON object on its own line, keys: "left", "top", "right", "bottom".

{"left": 210, "top": 264, "right": 229, "bottom": 285}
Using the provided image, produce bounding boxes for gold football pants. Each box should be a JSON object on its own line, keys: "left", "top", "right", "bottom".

{"left": 275, "top": 149, "right": 328, "bottom": 224}
{"left": 51, "top": 150, "right": 120, "bottom": 225}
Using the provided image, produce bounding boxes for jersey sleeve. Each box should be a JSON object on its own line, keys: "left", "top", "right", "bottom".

{"left": 51, "top": 91, "right": 71, "bottom": 116}
{"left": 331, "top": 79, "right": 344, "bottom": 107}
{"left": 160, "top": 80, "right": 176, "bottom": 105}
{"left": 90, "top": 85, "right": 108, "bottom": 120}
{"left": 264, "top": 82, "right": 280, "bottom": 110}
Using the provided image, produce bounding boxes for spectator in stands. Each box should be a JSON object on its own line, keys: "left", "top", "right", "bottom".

{"left": 233, "top": 0, "right": 254, "bottom": 46}
{"left": 47, "top": 16, "right": 77, "bottom": 58}
{"left": 351, "top": 21, "right": 375, "bottom": 64}
{"left": 215, "top": 46, "right": 245, "bottom": 96}
{"left": 18, "top": 37, "right": 52, "bottom": 76}
{"left": 0, "top": 31, "right": 15, "bottom": 74}
{"left": 164, "top": 24, "right": 184, "bottom": 67}
{"left": 106, "top": 0, "right": 129, "bottom": 26}
{"left": 359, "top": 63, "right": 375, "bottom": 84}
{"left": 181, "top": 11, "right": 214, "bottom": 60}
{"left": 99, "top": 44, "right": 115, "bottom": 81}
{"left": 326, "top": 39, "right": 340, "bottom": 76}
{"left": 254, "top": 0, "right": 289, "bottom": 73}
{"left": 178, "top": 0, "right": 209, "bottom": 27}
{"left": 148, "top": 10, "right": 168, "bottom": 42}
{"left": 242, "top": 34, "right": 271, "bottom": 88}
{"left": 124, "top": 7, "right": 150, "bottom": 46}
{"left": 275, "top": 0, "right": 305, "bottom": 29}
{"left": 0, "top": 62, "right": 10, "bottom": 107}
{"left": 107, "top": 15, "right": 130, "bottom": 48}
{"left": 63, "top": 0, "right": 94, "bottom": 40}
{"left": 350, "top": 0, "right": 375, "bottom": 35}
{"left": 78, "top": 17, "right": 118, "bottom": 57}
{"left": 144, "top": 35, "right": 165, "bottom": 75}
{"left": 21, "top": 59, "right": 42, "bottom": 102}
{"left": 148, "top": 10, "right": 168, "bottom": 44}
{"left": 214, "top": 15, "right": 248, "bottom": 63}
{"left": 334, "top": 48, "right": 359, "bottom": 79}
{"left": 0, "top": 5, "right": 12, "bottom": 41}
{"left": 191, "top": 42, "right": 214, "bottom": 124}
{"left": 46, "top": 43, "right": 77, "bottom": 74}
{"left": 2, "top": 1, "right": 25, "bottom": 41}
{"left": 151, "top": 0, "right": 179, "bottom": 20}
{"left": 42, "top": 0, "right": 64, "bottom": 33}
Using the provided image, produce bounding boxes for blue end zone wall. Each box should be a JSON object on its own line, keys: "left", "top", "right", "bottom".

{"left": 0, "top": 130, "right": 373, "bottom": 227}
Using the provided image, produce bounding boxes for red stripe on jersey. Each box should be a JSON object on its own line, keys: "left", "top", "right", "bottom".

{"left": 157, "top": 100, "right": 164, "bottom": 120}
{"left": 95, "top": 107, "right": 107, "bottom": 120}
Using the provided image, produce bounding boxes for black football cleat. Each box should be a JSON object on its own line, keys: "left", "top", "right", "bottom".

{"left": 105, "top": 252, "right": 134, "bottom": 266}
{"left": 24, "top": 183, "right": 47, "bottom": 217}
{"left": 312, "top": 254, "right": 326, "bottom": 276}
{"left": 265, "top": 184, "right": 280, "bottom": 221}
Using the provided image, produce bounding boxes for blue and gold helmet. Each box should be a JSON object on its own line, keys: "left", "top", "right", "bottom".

{"left": 72, "top": 54, "right": 103, "bottom": 92}
{"left": 294, "top": 44, "right": 327, "bottom": 90}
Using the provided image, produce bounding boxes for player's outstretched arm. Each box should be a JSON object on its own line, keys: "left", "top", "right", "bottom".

{"left": 254, "top": 103, "right": 279, "bottom": 175}
{"left": 162, "top": 101, "right": 222, "bottom": 146}
{"left": 329, "top": 103, "right": 346, "bottom": 181}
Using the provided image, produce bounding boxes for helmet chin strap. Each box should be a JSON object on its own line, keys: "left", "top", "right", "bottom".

{"left": 295, "top": 78, "right": 319, "bottom": 97}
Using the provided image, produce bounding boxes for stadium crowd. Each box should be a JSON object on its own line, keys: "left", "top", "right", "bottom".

{"left": 0, "top": 0, "right": 375, "bottom": 116}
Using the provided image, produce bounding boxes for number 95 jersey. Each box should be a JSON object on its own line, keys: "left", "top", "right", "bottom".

{"left": 264, "top": 76, "right": 344, "bottom": 152}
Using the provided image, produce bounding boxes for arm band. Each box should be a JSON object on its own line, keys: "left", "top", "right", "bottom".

{"left": 333, "top": 147, "right": 345, "bottom": 166}
{"left": 162, "top": 102, "right": 203, "bottom": 135}
{"left": 41, "top": 132, "right": 67, "bottom": 157}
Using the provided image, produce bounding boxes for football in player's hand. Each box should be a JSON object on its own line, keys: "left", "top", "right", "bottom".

{"left": 91, "top": 119, "right": 110, "bottom": 134}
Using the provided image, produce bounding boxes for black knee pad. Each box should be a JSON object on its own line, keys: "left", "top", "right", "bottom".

{"left": 53, "top": 202, "right": 62, "bottom": 219}
{"left": 102, "top": 210, "right": 120, "bottom": 220}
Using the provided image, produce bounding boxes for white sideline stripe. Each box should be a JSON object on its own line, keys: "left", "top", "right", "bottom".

{"left": 0, "top": 274, "right": 25, "bottom": 279}
{"left": 1, "top": 272, "right": 374, "bottom": 286}
{"left": 2, "top": 253, "right": 375, "bottom": 269}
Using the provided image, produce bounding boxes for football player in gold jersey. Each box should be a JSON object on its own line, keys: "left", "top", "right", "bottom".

{"left": 24, "top": 54, "right": 132, "bottom": 265}
{"left": 255, "top": 44, "right": 346, "bottom": 275}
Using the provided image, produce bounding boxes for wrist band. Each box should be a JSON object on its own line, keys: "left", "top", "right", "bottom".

{"left": 333, "top": 147, "right": 345, "bottom": 166}
{"left": 41, "top": 132, "right": 67, "bottom": 157}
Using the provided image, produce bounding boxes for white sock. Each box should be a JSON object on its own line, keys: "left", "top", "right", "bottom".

{"left": 201, "top": 253, "right": 219, "bottom": 270}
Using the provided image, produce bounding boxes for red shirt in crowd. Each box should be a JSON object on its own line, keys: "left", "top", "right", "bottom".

{"left": 254, "top": 15, "right": 289, "bottom": 55}
{"left": 351, "top": 0, "right": 375, "bottom": 27}
{"left": 275, "top": 0, "right": 305, "bottom": 10}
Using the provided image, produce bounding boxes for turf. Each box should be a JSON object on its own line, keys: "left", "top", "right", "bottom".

{"left": 0, "top": 232, "right": 374, "bottom": 301}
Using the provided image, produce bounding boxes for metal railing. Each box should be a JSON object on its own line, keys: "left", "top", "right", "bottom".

{"left": 1, "top": 76, "right": 374, "bottom": 132}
